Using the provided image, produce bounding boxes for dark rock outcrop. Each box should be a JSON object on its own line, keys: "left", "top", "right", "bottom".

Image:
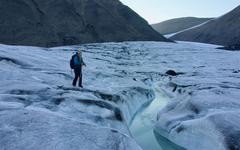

{"left": 165, "top": 70, "right": 178, "bottom": 76}
{"left": 151, "top": 17, "right": 212, "bottom": 35}
{"left": 217, "top": 44, "right": 240, "bottom": 51}
{"left": 171, "top": 5, "right": 240, "bottom": 46}
{"left": 0, "top": 0, "right": 171, "bottom": 47}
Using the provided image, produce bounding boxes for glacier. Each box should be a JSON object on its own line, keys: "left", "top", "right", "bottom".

{"left": 0, "top": 41, "right": 240, "bottom": 150}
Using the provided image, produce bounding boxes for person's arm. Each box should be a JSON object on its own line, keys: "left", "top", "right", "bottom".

{"left": 81, "top": 56, "right": 86, "bottom": 67}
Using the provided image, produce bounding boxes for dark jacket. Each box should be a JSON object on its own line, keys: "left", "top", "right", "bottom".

{"left": 73, "top": 53, "right": 85, "bottom": 69}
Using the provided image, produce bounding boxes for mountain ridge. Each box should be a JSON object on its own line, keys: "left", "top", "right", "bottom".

{"left": 151, "top": 17, "right": 212, "bottom": 35}
{"left": 0, "top": 0, "right": 170, "bottom": 47}
{"left": 170, "top": 5, "right": 240, "bottom": 46}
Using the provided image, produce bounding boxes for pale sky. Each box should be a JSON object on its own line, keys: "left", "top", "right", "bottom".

{"left": 120, "top": 0, "right": 240, "bottom": 24}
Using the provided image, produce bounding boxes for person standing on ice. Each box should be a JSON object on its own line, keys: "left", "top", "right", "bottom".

{"left": 70, "top": 48, "right": 86, "bottom": 87}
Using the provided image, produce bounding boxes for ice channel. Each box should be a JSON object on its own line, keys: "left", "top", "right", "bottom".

{"left": 130, "top": 83, "right": 185, "bottom": 150}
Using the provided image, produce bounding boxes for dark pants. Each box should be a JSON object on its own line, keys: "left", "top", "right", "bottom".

{"left": 72, "top": 68, "right": 82, "bottom": 87}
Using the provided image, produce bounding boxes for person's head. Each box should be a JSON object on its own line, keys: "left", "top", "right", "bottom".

{"left": 77, "top": 48, "right": 82, "bottom": 56}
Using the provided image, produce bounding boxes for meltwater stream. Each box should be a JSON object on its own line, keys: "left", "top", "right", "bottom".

{"left": 130, "top": 84, "right": 185, "bottom": 150}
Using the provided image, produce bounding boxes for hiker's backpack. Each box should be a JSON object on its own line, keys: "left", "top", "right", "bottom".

{"left": 70, "top": 55, "right": 76, "bottom": 69}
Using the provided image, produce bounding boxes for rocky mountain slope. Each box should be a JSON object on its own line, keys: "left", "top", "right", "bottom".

{"left": 151, "top": 17, "right": 212, "bottom": 35}
{"left": 0, "top": 0, "right": 170, "bottom": 47}
{"left": 171, "top": 5, "right": 240, "bottom": 46}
